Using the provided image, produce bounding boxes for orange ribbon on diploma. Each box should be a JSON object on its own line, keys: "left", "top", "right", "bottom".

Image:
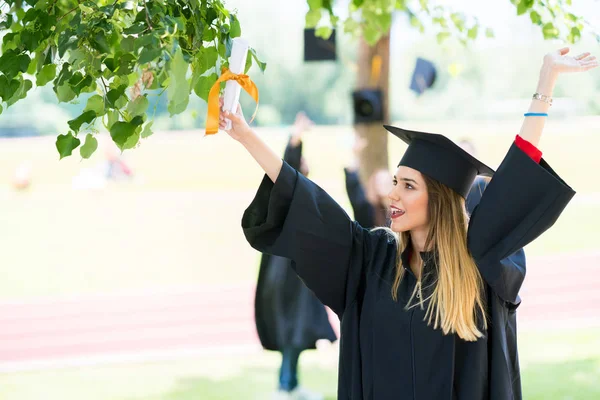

{"left": 205, "top": 68, "right": 259, "bottom": 135}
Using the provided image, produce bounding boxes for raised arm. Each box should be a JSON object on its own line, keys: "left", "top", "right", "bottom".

{"left": 468, "top": 48, "right": 597, "bottom": 266}
{"left": 219, "top": 101, "right": 391, "bottom": 316}
{"left": 519, "top": 47, "right": 598, "bottom": 148}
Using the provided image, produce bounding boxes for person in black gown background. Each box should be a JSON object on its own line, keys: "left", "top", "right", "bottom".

{"left": 254, "top": 112, "right": 336, "bottom": 400}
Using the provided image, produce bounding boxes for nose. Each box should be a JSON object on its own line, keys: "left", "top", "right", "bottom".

{"left": 388, "top": 186, "right": 400, "bottom": 203}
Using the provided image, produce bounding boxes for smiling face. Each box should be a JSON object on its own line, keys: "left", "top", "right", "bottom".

{"left": 388, "top": 166, "right": 430, "bottom": 234}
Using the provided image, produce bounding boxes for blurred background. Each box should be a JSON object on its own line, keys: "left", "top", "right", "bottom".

{"left": 0, "top": 0, "right": 599, "bottom": 399}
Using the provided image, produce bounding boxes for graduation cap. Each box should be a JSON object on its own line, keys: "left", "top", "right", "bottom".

{"left": 352, "top": 89, "right": 384, "bottom": 124}
{"left": 304, "top": 28, "right": 337, "bottom": 61}
{"left": 409, "top": 58, "right": 437, "bottom": 95}
{"left": 384, "top": 125, "right": 494, "bottom": 198}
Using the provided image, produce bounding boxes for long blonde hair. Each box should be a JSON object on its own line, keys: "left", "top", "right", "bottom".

{"left": 386, "top": 175, "right": 487, "bottom": 341}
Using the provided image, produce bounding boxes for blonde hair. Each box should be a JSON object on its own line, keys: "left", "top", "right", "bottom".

{"left": 382, "top": 175, "right": 487, "bottom": 341}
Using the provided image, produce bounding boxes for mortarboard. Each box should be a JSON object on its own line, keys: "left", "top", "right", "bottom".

{"left": 384, "top": 125, "right": 494, "bottom": 198}
{"left": 409, "top": 58, "right": 437, "bottom": 95}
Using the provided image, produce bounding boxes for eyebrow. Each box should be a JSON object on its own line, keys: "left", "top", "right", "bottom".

{"left": 394, "top": 176, "right": 418, "bottom": 185}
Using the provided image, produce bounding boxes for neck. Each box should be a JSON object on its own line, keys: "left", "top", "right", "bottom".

{"left": 409, "top": 228, "right": 428, "bottom": 254}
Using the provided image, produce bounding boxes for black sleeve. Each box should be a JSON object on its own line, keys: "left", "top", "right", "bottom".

{"left": 242, "top": 161, "right": 386, "bottom": 316}
{"left": 283, "top": 137, "right": 302, "bottom": 171}
{"left": 466, "top": 177, "right": 527, "bottom": 303}
{"left": 344, "top": 168, "right": 376, "bottom": 228}
{"left": 467, "top": 143, "right": 574, "bottom": 300}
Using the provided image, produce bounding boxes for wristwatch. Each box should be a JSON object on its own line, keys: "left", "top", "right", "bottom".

{"left": 532, "top": 92, "right": 553, "bottom": 106}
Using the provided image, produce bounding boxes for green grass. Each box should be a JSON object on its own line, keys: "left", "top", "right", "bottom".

{"left": 0, "top": 122, "right": 599, "bottom": 298}
{"left": 0, "top": 329, "right": 598, "bottom": 400}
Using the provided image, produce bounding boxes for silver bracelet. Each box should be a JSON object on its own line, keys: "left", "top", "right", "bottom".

{"left": 532, "top": 92, "right": 553, "bottom": 106}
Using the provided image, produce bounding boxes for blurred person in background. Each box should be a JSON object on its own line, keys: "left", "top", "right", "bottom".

{"left": 344, "top": 134, "right": 391, "bottom": 228}
{"left": 254, "top": 112, "right": 335, "bottom": 400}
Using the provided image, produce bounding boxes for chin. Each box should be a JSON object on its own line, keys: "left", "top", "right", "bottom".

{"left": 390, "top": 220, "right": 411, "bottom": 233}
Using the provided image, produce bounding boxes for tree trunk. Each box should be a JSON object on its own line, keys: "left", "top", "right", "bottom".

{"left": 354, "top": 34, "right": 391, "bottom": 187}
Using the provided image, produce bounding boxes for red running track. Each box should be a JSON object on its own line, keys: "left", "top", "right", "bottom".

{"left": 0, "top": 252, "right": 598, "bottom": 369}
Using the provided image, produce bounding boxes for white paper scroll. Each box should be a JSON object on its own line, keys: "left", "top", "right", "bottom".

{"left": 223, "top": 38, "right": 249, "bottom": 130}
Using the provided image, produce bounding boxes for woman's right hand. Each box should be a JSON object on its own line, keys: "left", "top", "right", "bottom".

{"left": 218, "top": 97, "right": 251, "bottom": 142}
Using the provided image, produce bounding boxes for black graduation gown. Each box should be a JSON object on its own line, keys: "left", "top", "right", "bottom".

{"left": 242, "top": 143, "right": 574, "bottom": 399}
{"left": 254, "top": 138, "right": 337, "bottom": 351}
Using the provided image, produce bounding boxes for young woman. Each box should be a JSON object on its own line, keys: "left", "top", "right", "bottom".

{"left": 219, "top": 48, "right": 596, "bottom": 399}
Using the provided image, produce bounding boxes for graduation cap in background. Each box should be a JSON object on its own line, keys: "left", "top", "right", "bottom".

{"left": 352, "top": 89, "right": 384, "bottom": 124}
{"left": 384, "top": 125, "right": 495, "bottom": 198}
{"left": 409, "top": 58, "right": 437, "bottom": 95}
{"left": 304, "top": 28, "right": 337, "bottom": 61}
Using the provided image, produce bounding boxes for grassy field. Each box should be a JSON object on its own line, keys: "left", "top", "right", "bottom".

{"left": 0, "top": 328, "right": 598, "bottom": 400}
{"left": 0, "top": 119, "right": 598, "bottom": 399}
{"left": 0, "top": 119, "right": 599, "bottom": 298}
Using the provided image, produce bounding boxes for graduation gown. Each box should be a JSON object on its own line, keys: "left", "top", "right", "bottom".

{"left": 242, "top": 143, "right": 574, "bottom": 399}
{"left": 254, "top": 139, "right": 337, "bottom": 351}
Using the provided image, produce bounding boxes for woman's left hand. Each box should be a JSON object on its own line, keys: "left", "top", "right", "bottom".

{"left": 543, "top": 47, "right": 598, "bottom": 75}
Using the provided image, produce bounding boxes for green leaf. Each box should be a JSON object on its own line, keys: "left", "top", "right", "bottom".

{"left": 542, "top": 22, "right": 559, "bottom": 39}
{"left": 56, "top": 84, "right": 76, "bottom": 102}
{"left": 20, "top": 29, "right": 44, "bottom": 52}
{"left": 200, "top": 46, "right": 219, "bottom": 73}
{"left": 84, "top": 95, "right": 106, "bottom": 116}
{"left": 437, "top": 31, "right": 452, "bottom": 44}
{"left": 80, "top": 134, "right": 98, "bottom": 159}
{"left": 139, "top": 47, "right": 163, "bottom": 64}
{"left": 6, "top": 78, "right": 32, "bottom": 106}
{"left": 122, "top": 130, "right": 141, "bottom": 150}
{"left": 68, "top": 110, "right": 96, "bottom": 133}
{"left": 363, "top": 24, "right": 381, "bottom": 45}
{"left": 193, "top": 73, "right": 218, "bottom": 102}
{"left": 0, "top": 75, "right": 20, "bottom": 102}
{"left": 167, "top": 48, "right": 190, "bottom": 116}
{"left": 567, "top": 26, "right": 581, "bottom": 44}
{"left": 69, "top": 73, "right": 95, "bottom": 95}
{"left": 36, "top": 64, "right": 56, "bottom": 87}
{"left": 244, "top": 51, "right": 252, "bottom": 74}
{"left": 517, "top": 0, "right": 534, "bottom": 15}
{"left": 134, "top": 34, "right": 157, "bottom": 52}
{"left": 141, "top": 121, "right": 154, "bottom": 138}
{"left": 0, "top": 104, "right": 2, "bottom": 115}
{"left": 467, "top": 25, "right": 479, "bottom": 40}
{"left": 450, "top": 13, "right": 465, "bottom": 32}
{"left": 343, "top": 18, "right": 360, "bottom": 34}
{"left": 315, "top": 26, "right": 333, "bottom": 39}
{"left": 305, "top": 9, "right": 322, "bottom": 28}
{"left": 106, "top": 110, "right": 119, "bottom": 130}
{"left": 121, "top": 36, "right": 135, "bottom": 53}
{"left": 106, "top": 84, "right": 127, "bottom": 108}
{"left": 56, "top": 132, "right": 81, "bottom": 159}
{"left": 0, "top": 50, "right": 31, "bottom": 80}
{"left": 110, "top": 117, "right": 144, "bottom": 150}
{"left": 229, "top": 15, "right": 241, "bottom": 38}
{"left": 126, "top": 95, "right": 149, "bottom": 117}
{"left": 485, "top": 28, "right": 495, "bottom": 38}
{"left": 249, "top": 48, "right": 267, "bottom": 73}
{"left": 529, "top": 11, "right": 542, "bottom": 25}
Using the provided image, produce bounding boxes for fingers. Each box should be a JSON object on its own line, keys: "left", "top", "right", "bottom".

{"left": 224, "top": 110, "right": 241, "bottom": 124}
{"left": 581, "top": 60, "right": 599, "bottom": 71}
{"left": 219, "top": 97, "right": 224, "bottom": 108}
{"left": 575, "top": 52, "right": 591, "bottom": 60}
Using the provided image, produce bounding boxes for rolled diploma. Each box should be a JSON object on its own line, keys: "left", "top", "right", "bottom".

{"left": 223, "top": 38, "right": 249, "bottom": 130}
